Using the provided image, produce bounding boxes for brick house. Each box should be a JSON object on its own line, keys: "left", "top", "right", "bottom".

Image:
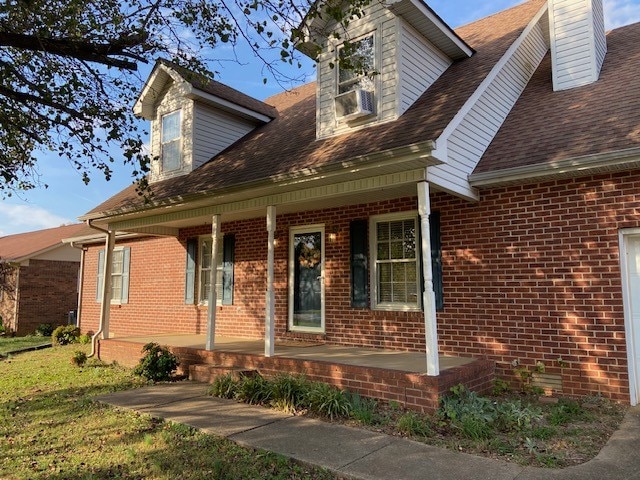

{"left": 69, "top": 0, "right": 640, "bottom": 409}
{"left": 0, "top": 224, "right": 87, "bottom": 335}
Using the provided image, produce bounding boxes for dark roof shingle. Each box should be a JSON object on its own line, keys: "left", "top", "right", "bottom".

{"left": 86, "top": 0, "right": 546, "bottom": 217}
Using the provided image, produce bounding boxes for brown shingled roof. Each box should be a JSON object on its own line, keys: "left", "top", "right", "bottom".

{"left": 475, "top": 22, "right": 640, "bottom": 174}
{"left": 86, "top": 0, "right": 545, "bottom": 218}
{"left": 157, "top": 59, "right": 277, "bottom": 119}
{"left": 0, "top": 224, "right": 87, "bottom": 262}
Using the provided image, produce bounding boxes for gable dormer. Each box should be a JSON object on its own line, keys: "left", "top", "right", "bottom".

{"left": 297, "top": 0, "right": 472, "bottom": 140}
{"left": 134, "top": 60, "right": 276, "bottom": 183}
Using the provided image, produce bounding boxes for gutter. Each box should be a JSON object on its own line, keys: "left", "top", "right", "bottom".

{"left": 85, "top": 219, "right": 110, "bottom": 358}
{"left": 469, "top": 148, "right": 640, "bottom": 188}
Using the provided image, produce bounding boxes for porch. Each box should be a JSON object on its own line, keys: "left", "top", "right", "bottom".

{"left": 98, "top": 334, "right": 495, "bottom": 413}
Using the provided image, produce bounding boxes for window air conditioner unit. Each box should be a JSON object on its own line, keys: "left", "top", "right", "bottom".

{"left": 335, "top": 89, "right": 374, "bottom": 121}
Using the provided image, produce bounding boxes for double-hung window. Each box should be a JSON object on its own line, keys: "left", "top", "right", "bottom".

{"left": 337, "top": 34, "right": 375, "bottom": 94}
{"left": 96, "top": 247, "right": 131, "bottom": 304}
{"left": 184, "top": 235, "right": 235, "bottom": 306}
{"left": 370, "top": 213, "right": 420, "bottom": 310}
{"left": 161, "top": 110, "right": 181, "bottom": 171}
{"left": 199, "top": 237, "right": 224, "bottom": 305}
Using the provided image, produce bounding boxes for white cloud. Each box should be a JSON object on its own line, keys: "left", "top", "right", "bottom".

{"left": 0, "top": 203, "right": 74, "bottom": 237}
{"left": 604, "top": 0, "right": 640, "bottom": 28}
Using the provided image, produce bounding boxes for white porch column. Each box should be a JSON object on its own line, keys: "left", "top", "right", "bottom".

{"left": 206, "top": 215, "right": 221, "bottom": 351}
{"left": 99, "top": 230, "right": 115, "bottom": 339}
{"left": 265, "top": 205, "right": 276, "bottom": 357}
{"left": 418, "top": 181, "right": 440, "bottom": 376}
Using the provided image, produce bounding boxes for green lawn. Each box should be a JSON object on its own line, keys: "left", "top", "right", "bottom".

{"left": 0, "top": 335, "right": 51, "bottom": 355}
{"left": 0, "top": 345, "right": 336, "bottom": 480}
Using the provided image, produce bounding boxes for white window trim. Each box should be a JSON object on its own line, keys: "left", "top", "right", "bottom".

{"left": 161, "top": 109, "right": 182, "bottom": 172}
{"left": 110, "top": 247, "right": 126, "bottom": 305}
{"left": 369, "top": 211, "right": 421, "bottom": 312}
{"left": 619, "top": 228, "right": 640, "bottom": 406}
{"left": 198, "top": 235, "right": 224, "bottom": 307}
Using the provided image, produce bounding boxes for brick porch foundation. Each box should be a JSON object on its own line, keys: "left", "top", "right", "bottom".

{"left": 99, "top": 338, "right": 495, "bottom": 413}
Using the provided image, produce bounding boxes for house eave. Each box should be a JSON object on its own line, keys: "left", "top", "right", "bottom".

{"left": 185, "top": 86, "right": 275, "bottom": 123}
{"left": 469, "top": 148, "right": 640, "bottom": 188}
{"left": 81, "top": 140, "right": 439, "bottom": 225}
{"left": 385, "top": 0, "right": 474, "bottom": 59}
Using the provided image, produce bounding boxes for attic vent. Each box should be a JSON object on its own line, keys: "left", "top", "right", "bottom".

{"left": 335, "top": 89, "right": 374, "bottom": 121}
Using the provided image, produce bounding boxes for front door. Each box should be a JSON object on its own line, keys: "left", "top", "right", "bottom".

{"left": 289, "top": 225, "right": 325, "bottom": 332}
{"left": 622, "top": 232, "right": 640, "bottom": 405}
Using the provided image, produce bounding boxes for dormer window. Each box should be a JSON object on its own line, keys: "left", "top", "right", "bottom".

{"left": 161, "top": 110, "right": 182, "bottom": 171}
{"left": 338, "top": 34, "right": 375, "bottom": 94}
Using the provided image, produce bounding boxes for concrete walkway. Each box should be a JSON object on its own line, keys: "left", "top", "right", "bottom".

{"left": 96, "top": 381, "right": 640, "bottom": 480}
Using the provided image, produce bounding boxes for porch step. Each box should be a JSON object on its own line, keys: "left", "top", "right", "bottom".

{"left": 189, "top": 363, "right": 258, "bottom": 384}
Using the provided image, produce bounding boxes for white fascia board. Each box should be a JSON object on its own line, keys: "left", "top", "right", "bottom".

{"left": 133, "top": 64, "right": 183, "bottom": 119}
{"left": 61, "top": 232, "right": 142, "bottom": 246}
{"left": 186, "top": 86, "right": 273, "bottom": 123}
{"left": 469, "top": 148, "right": 640, "bottom": 187}
{"left": 386, "top": 0, "right": 473, "bottom": 59}
{"left": 431, "top": 3, "right": 549, "bottom": 162}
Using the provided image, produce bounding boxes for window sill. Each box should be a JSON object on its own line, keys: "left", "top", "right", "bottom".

{"left": 372, "top": 303, "right": 421, "bottom": 313}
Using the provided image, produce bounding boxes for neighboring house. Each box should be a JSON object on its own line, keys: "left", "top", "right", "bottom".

{"left": 0, "top": 224, "right": 88, "bottom": 335}
{"left": 69, "top": 0, "right": 640, "bottom": 407}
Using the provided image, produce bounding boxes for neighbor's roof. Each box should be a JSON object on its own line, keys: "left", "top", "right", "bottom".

{"left": 85, "top": 0, "right": 545, "bottom": 218}
{"left": 476, "top": 22, "right": 640, "bottom": 174}
{"left": 0, "top": 224, "right": 87, "bottom": 262}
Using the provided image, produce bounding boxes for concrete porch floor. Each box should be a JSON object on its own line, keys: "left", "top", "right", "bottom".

{"left": 112, "top": 333, "right": 474, "bottom": 373}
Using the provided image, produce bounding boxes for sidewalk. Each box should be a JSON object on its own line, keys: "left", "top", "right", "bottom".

{"left": 96, "top": 381, "right": 640, "bottom": 480}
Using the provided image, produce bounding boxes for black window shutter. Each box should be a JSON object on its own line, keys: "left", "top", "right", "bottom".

{"left": 185, "top": 239, "right": 197, "bottom": 304}
{"left": 429, "top": 212, "right": 444, "bottom": 311}
{"left": 222, "top": 234, "right": 235, "bottom": 305}
{"left": 418, "top": 212, "right": 444, "bottom": 312}
{"left": 350, "top": 220, "right": 368, "bottom": 308}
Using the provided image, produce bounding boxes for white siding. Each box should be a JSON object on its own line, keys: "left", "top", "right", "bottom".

{"left": 398, "top": 21, "right": 451, "bottom": 115}
{"left": 429, "top": 16, "right": 549, "bottom": 199}
{"left": 549, "top": 0, "right": 606, "bottom": 91}
{"left": 316, "top": 2, "right": 398, "bottom": 139}
{"left": 149, "top": 80, "right": 194, "bottom": 183}
{"left": 192, "top": 104, "right": 258, "bottom": 169}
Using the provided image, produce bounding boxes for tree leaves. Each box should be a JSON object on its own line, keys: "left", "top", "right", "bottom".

{"left": 0, "top": 0, "right": 372, "bottom": 196}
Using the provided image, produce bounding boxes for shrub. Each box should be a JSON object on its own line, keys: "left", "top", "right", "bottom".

{"left": 52, "top": 325, "right": 80, "bottom": 345}
{"left": 78, "top": 334, "right": 91, "bottom": 345}
{"left": 35, "top": 323, "right": 54, "bottom": 337}
{"left": 71, "top": 350, "right": 87, "bottom": 367}
{"left": 210, "top": 374, "right": 239, "bottom": 399}
{"left": 305, "top": 382, "right": 352, "bottom": 420}
{"left": 132, "top": 343, "right": 179, "bottom": 381}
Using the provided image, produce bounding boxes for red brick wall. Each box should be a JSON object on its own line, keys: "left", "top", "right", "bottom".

{"left": 81, "top": 170, "right": 640, "bottom": 402}
{"left": 15, "top": 259, "right": 79, "bottom": 335}
{"left": 435, "top": 171, "right": 639, "bottom": 402}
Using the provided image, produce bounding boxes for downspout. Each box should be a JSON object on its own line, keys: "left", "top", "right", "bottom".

{"left": 86, "top": 219, "right": 111, "bottom": 358}
{"left": 12, "top": 265, "right": 20, "bottom": 335}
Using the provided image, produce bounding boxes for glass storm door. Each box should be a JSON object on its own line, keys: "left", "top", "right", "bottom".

{"left": 289, "top": 226, "right": 325, "bottom": 332}
{"left": 625, "top": 234, "right": 640, "bottom": 404}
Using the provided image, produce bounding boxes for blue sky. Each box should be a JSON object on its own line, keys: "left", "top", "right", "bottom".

{"left": 1, "top": 0, "right": 640, "bottom": 236}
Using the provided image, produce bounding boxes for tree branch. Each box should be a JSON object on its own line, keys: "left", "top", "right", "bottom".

{"left": 0, "top": 32, "right": 145, "bottom": 70}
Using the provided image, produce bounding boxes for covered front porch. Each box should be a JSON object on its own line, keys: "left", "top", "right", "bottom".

{"left": 98, "top": 334, "right": 495, "bottom": 412}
